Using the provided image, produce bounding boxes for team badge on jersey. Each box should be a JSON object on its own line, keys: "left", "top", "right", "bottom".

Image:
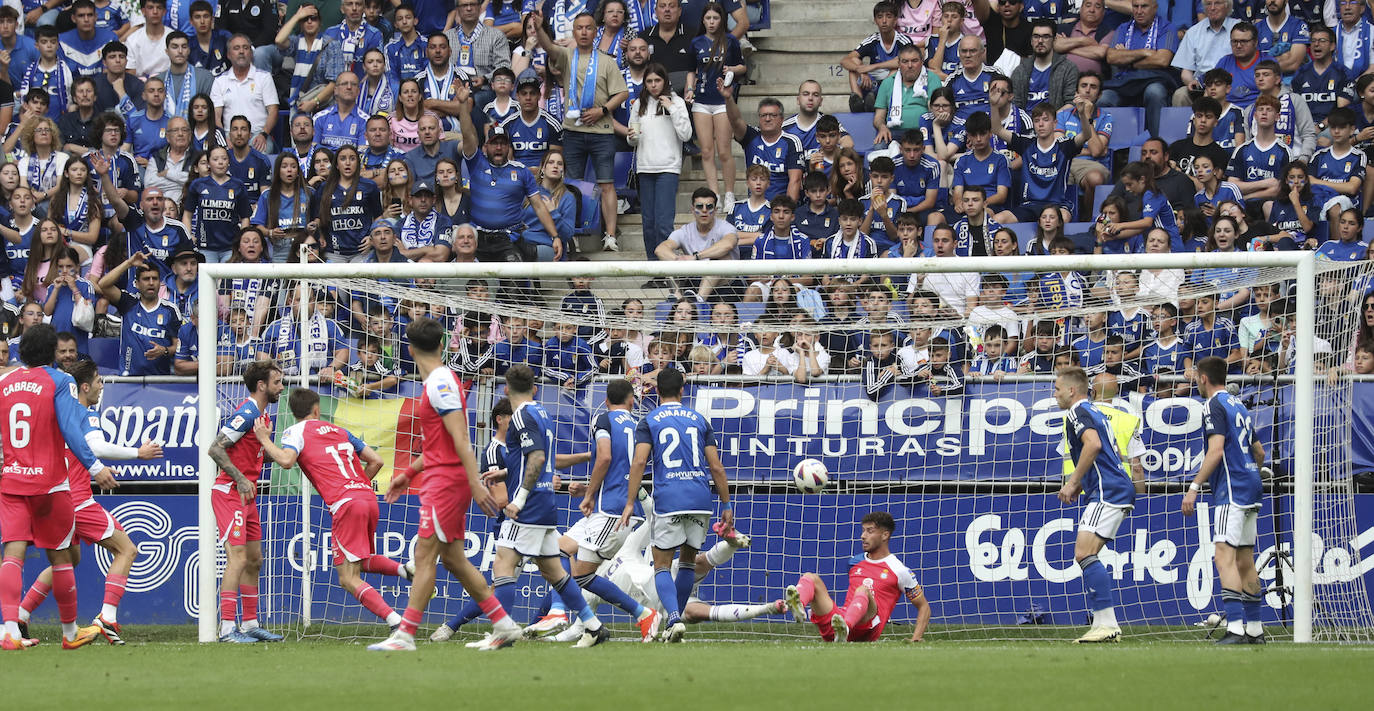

{"left": 228, "top": 189, "right": 235, "bottom": 199}
{"left": 510, "top": 170, "right": 518, "bottom": 180}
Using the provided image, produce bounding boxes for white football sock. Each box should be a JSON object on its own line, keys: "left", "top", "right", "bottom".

{"left": 1245, "top": 620, "right": 1262, "bottom": 636}
{"left": 61, "top": 621, "right": 78, "bottom": 640}
{"left": 100, "top": 604, "right": 118, "bottom": 623}
{"left": 4, "top": 620, "right": 20, "bottom": 638}
{"left": 1227, "top": 619, "right": 1245, "bottom": 635}
{"left": 386, "top": 611, "right": 402, "bottom": 627}
{"left": 1094, "top": 607, "right": 1117, "bottom": 629}
{"left": 17, "top": 608, "right": 29, "bottom": 623}
{"left": 704, "top": 541, "right": 735, "bottom": 568}
{"left": 241, "top": 619, "right": 260, "bottom": 630}
{"left": 584, "top": 616, "right": 603, "bottom": 632}
{"left": 394, "top": 629, "right": 415, "bottom": 643}
{"left": 708, "top": 603, "right": 776, "bottom": 622}
{"left": 220, "top": 620, "right": 237, "bottom": 636}
{"left": 494, "top": 616, "right": 519, "bottom": 632}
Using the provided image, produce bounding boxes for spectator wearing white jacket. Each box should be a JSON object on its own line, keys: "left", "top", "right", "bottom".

{"left": 628, "top": 62, "right": 692, "bottom": 260}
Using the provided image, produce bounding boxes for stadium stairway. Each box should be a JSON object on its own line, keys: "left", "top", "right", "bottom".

{"left": 580, "top": 0, "right": 866, "bottom": 262}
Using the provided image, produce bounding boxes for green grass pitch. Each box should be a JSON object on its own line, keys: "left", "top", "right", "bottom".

{"left": 6, "top": 624, "right": 1371, "bottom": 709}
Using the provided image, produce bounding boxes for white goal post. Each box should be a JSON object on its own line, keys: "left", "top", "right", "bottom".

{"left": 195, "top": 251, "right": 1339, "bottom": 644}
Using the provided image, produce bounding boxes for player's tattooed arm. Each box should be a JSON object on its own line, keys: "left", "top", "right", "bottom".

{"left": 209, "top": 433, "right": 255, "bottom": 503}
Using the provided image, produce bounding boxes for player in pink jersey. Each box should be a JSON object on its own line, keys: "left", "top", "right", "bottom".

{"left": 369, "top": 317, "right": 521, "bottom": 652}
{"left": 256, "top": 388, "right": 415, "bottom": 630}
{"left": 207, "top": 360, "right": 286, "bottom": 643}
{"left": 16, "top": 359, "right": 163, "bottom": 646}
{"left": 0, "top": 324, "right": 110, "bottom": 650}
{"left": 784, "top": 511, "right": 932, "bottom": 642}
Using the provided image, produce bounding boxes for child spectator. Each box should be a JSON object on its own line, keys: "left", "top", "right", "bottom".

{"left": 951, "top": 186, "right": 1000, "bottom": 257}
{"left": 951, "top": 111, "right": 1011, "bottom": 210}
{"left": 1087, "top": 334, "right": 1144, "bottom": 393}
{"left": 483, "top": 67, "right": 519, "bottom": 136}
{"left": 344, "top": 336, "right": 402, "bottom": 399}
{"left": 1201, "top": 68, "right": 1246, "bottom": 149}
{"left": 1316, "top": 207, "right": 1368, "bottom": 261}
{"left": 861, "top": 156, "right": 906, "bottom": 252}
{"left": 1238, "top": 283, "right": 1283, "bottom": 355}
{"left": 688, "top": 343, "right": 721, "bottom": 376}
{"left": 822, "top": 198, "right": 879, "bottom": 288}
{"left": 1052, "top": 349, "right": 1079, "bottom": 374}
{"left": 1107, "top": 271, "right": 1150, "bottom": 362}
{"left": 862, "top": 329, "right": 902, "bottom": 400}
{"left": 1353, "top": 340, "right": 1374, "bottom": 375}
{"left": 891, "top": 128, "right": 940, "bottom": 222}
{"left": 559, "top": 275, "right": 606, "bottom": 345}
{"left": 1072, "top": 310, "right": 1109, "bottom": 368}
{"left": 1142, "top": 303, "right": 1188, "bottom": 387}
{"left": 820, "top": 281, "right": 863, "bottom": 373}
{"left": 731, "top": 164, "right": 772, "bottom": 255}
{"left": 1030, "top": 237, "right": 1085, "bottom": 311}
{"left": 1183, "top": 293, "right": 1242, "bottom": 374}
{"left": 1263, "top": 162, "right": 1317, "bottom": 251}
{"left": 968, "top": 324, "right": 1018, "bottom": 382}
{"left": 1019, "top": 320, "right": 1057, "bottom": 373}
{"left": 220, "top": 307, "right": 258, "bottom": 375}
{"left": 595, "top": 316, "right": 636, "bottom": 375}
{"left": 795, "top": 171, "right": 839, "bottom": 251}
{"left": 791, "top": 315, "right": 831, "bottom": 383}
{"left": 40, "top": 246, "right": 94, "bottom": 353}
{"left": 909, "top": 336, "right": 964, "bottom": 396}
{"left": 544, "top": 320, "right": 597, "bottom": 390}
{"left": 741, "top": 320, "right": 798, "bottom": 377}
{"left": 449, "top": 313, "right": 494, "bottom": 378}
{"left": 896, "top": 322, "right": 931, "bottom": 373}
{"left": 806, "top": 115, "right": 844, "bottom": 175}
{"left": 882, "top": 211, "right": 926, "bottom": 293}
{"left": 486, "top": 316, "right": 543, "bottom": 377}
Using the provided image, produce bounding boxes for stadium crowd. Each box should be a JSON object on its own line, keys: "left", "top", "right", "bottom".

{"left": 0, "top": 0, "right": 1370, "bottom": 398}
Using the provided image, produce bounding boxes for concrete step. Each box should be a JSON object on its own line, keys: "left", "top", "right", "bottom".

{"left": 766, "top": 0, "right": 878, "bottom": 22}
{"left": 763, "top": 18, "right": 875, "bottom": 38}
{"left": 739, "top": 77, "right": 850, "bottom": 99}
{"left": 753, "top": 35, "right": 858, "bottom": 53}
{"left": 749, "top": 57, "right": 854, "bottom": 85}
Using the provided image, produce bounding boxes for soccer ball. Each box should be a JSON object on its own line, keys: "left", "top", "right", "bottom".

{"left": 792, "top": 459, "right": 829, "bottom": 493}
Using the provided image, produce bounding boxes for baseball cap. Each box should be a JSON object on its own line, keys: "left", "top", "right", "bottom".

{"left": 411, "top": 181, "right": 435, "bottom": 195}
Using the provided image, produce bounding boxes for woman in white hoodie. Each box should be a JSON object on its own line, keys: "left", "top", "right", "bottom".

{"left": 629, "top": 62, "right": 693, "bottom": 260}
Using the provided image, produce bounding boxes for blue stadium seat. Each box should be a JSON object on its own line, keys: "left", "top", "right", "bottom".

{"left": 737, "top": 301, "right": 766, "bottom": 323}
{"left": 1128, "top": 145, "right": 1141, "bottom": 163}
{"left": 1363, "top": 220, "right": 1374, "bottom": 243}
{"left": 751, "top": 0, "right": 771, "bottom": 31}
{"left": 1104, "top": 108, "right": 1142, "bottom": 150}
{"left": 88, "top": 337, "right": 120, "bottom": 373}
{"left": 1008, "top": 222, "right": 1037, "bottom": 249}
{"left": 1014, "top": 222, "right": 1097, "bottom": 253}
{"left": 1157, "top": 107, "right": 1192, "bottom": 144}
{"left": 567, "top": 179, "right": 601, "bottom": 235}
{"left": 833, "top": 112, "right": 878, "bottom": 153}
{"left": 1091, "top": 184, "right": 1112, "bottom": 218}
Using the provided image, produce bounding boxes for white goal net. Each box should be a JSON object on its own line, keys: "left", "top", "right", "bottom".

{"left": 197, "top": 253, "right": 1374, "bottom": 643}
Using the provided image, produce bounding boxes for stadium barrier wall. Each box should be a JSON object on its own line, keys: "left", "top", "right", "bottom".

{"left": 22, "top": 493, "right": 1374, "bottom": 629}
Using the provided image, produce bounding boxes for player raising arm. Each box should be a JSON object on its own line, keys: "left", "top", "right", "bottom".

{"left": 369, "top": 317, "right": 520, "bottom": 652}
{"left": 1182, "top": 356, "right": 1269, "bottom": 645}
{"left": 17, "top": 359, "right": 162, "bottom": 646}
{"left": 525, "top": 379, "right": 661, "bottom": 642}
{"left": 784, "top": 511, "right": 930, "bottom": 643}
{"left": 621, "top": 368, "right": 734, "bottom": 643}
{"left": 207, "top": 360, "right": 286, "bottom": 643}
{"left": 0, "top": 325, "right": 111, "bottom": 650}
{"left": 1055, "top": 366, "right": 1136, "bottom": 643}
{"left": 256, "top": 389, "right": 415, "bottom": 630}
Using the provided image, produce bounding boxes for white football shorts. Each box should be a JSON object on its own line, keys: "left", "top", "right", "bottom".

{"left": 1212, "top": 503, "right": 1260, "bottom": 548}
{"left": 650, "top": 512, "right": 709, "bottom": 551}
{"left": 568, "top": 512, "right": 639, "bottom": 563}
{"left": 496, "top": 519, "right": 561, "bottom": 558}
{"left": 1079, "top": 502, "right": 1130, "bottom": 541}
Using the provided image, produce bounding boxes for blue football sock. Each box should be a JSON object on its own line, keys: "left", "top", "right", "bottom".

{"left": 1242, "top": 592, "right": 1262, "bottom": 625}
{"left": 493, "top": 576, "right": 518, "bottom": 621}
{"left": 551, "top": 574, "right": 594, "bottom": 624}
{"left": 577, "top": 572, "right": 646, "bottom": 618}
{"left": 674, "top": 566, "right": 696, "bottom": 612}
{"left": 1078, "top": 555, "right": 1113, "bottom": 612}
{"left": 445, "top": 600, "right": 485, "bottom": 631}
{"left": 654, "top": 567, "right": 681, "bottom": 625}
{"left": 1222, "top": 589, "right": 1245, "bottom": 632}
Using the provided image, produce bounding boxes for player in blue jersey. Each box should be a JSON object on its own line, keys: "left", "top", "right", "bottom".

{"left": 951, "top": 112, "right": 1012, "bottom": 212}
{"left": 621, "top": 367, "right": 734, "bottom": 643}
{"left": 181, "top": 146, "right": 251, "bottom": 262}
{"left": 493, "top": 364, "right": 612, "bottom": 648}
{"left": 501, "top": 73, "right": 564, "bottom": 167}
{"left": 1055, "top": 366, "right": 1137, "bottom": 643}
{"left": 1182, "top": 356, "right": 1269, "bottom": 644}
{"left": 723, "top": 89, "right": 805, "bottom": 201}
{"left": 1308, "top": 107, "right": 1366, "bottom": 223}
{"left": 991, "top": 97, "right": 1094, "bottom": 223}
{"left": 95, "top": 252, "right": 182, "bottom": 376}
{"left": 523, "top": 380, "right": 664, "bottom": 642}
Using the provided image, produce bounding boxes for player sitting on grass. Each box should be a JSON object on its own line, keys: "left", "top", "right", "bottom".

{"left": 621, "top": 367, "right": 735, "bottom": 643}
{"left": 784, "top": 511, "right": 930, "bottom": 643}
{"left": 207, "top": 359, "right": 286, "bottom": 644}
{"left": 255, "top": 388, "right": 415, "bottom": 630}
{"left": 1182, "top": 356, "right": 1268, "bottom": 645}
{"left": 1055, "top": 365, "right": 1135, "bottom": 643}
{"left": 370, "top": 317, "right": 520, "bottom": 652}
{"left": 523, "top": 379, "right": 662, "bottom": 642}
{"left": 16, "top": 359, "right": 162, "bottom": 646}
{"left": 547, "top": 496, "right": 781, "bottom": 642}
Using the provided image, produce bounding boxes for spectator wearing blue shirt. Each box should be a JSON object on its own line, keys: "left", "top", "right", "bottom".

{"left": 948, "top": 36, "right": 993, "bottom": 121}
{"left": 1291, "top": 26, "right": 1353, "bottom": 128}
{"left": 1183, "top": 293, "right": 1242, "bottom": 374}
{"left": 890, "top": 130, "right": 940, "bottom": 222}
{"left": 60, "top": 1, "right": 118, "bottom": 77}
{"left": 921, "top": 87, "right": 966, "bottom": 165}
{"left": 1112, "top": 160, "right": 1183, "bottom": 253}
{"left": 543, "top": 320, "right": 597, "bottom": 390}
{"left": 1098, "top": 0, "right": 1180, "bottom": 138}
{"left": 188, "top": 1, "right": 233, "bottom": 74}
{"left": 723, "top": 90, "right": 805, "bottom": 202}
{"left": 748, "top": 196, "right": 812, "bottom": 298}
{"left": 402, "top": 113, "right": 463, "bottom": 186}
{"left": 1227, "top": 93, "right": 1292, "bottom": 207}
{"left": 225, "top": 117, "right": 273, "bottom": 204}
{"left": 1256, "top": 0, "right": 1308, "bottom": 76}
{"left": 0, "top": 7, "right": 38, "bottom": 88}
{"left": 1317, "top": 207, "right": 1369, "bottom": 261}
{"left": 501, "top": 72, "right": 564, "bottom": 167}
{"left": 384, "top": 4, "right": 428, "bottom": 86}
{"left": 860, "top": 156, "right": 906, "bottom": 253}
{"left": 520, "top": 150, "right": 577, "bottom": 262}
{"left": 950, "top": 111, "right": 1011, "bottom": 214}
{"left": 125, "top": 78, "right": 171, "bottom": 162}
{"left": 309, "top": 145, "right": 384, "bottom": 262}
{"left": 1210, "top": 23, "right": 1262, "bottom": 110}
{"left": 1057, "top": 72, "right": 1113, "bottom": 217}
{"left": 1191, "top": 154, "right": 1244, "bottom": 217}
{"left": 251, "top": 152, "right": 315, "bottom": 262}
{"left": 991, "top": 97, "right": 1093, "bottom": 224}
{"left": 687, "top": 5, "right": 746, "bottom": 214}
{"left": 455, "top": 84, "right": 561, "bottom": 266}
{"left": 182, "top": 145, "right": 252, "bottom": 262}
{"left": 313, "top": 72, "right": 368, "bottom": 152}
{"left": 95, "top": 252, "right": 182, "bottom": 376}
{"left": 794, "top": 171, "right": 839, "bottom": 248}
{"left": 259, "top": 287, "right": 350, "bottom": 379}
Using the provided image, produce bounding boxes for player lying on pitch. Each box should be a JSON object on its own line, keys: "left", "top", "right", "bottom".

{"left": 16, "top": 359, "right": 163, "bottom": 646}
{"left": 785, "top": 512, "right": 931, "bottom": 642}
{"left": 256, "top": 388, "right": 415, "bottom": 629}
{"left": 542, "top": 494, "right": 785, "bottom": 643}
